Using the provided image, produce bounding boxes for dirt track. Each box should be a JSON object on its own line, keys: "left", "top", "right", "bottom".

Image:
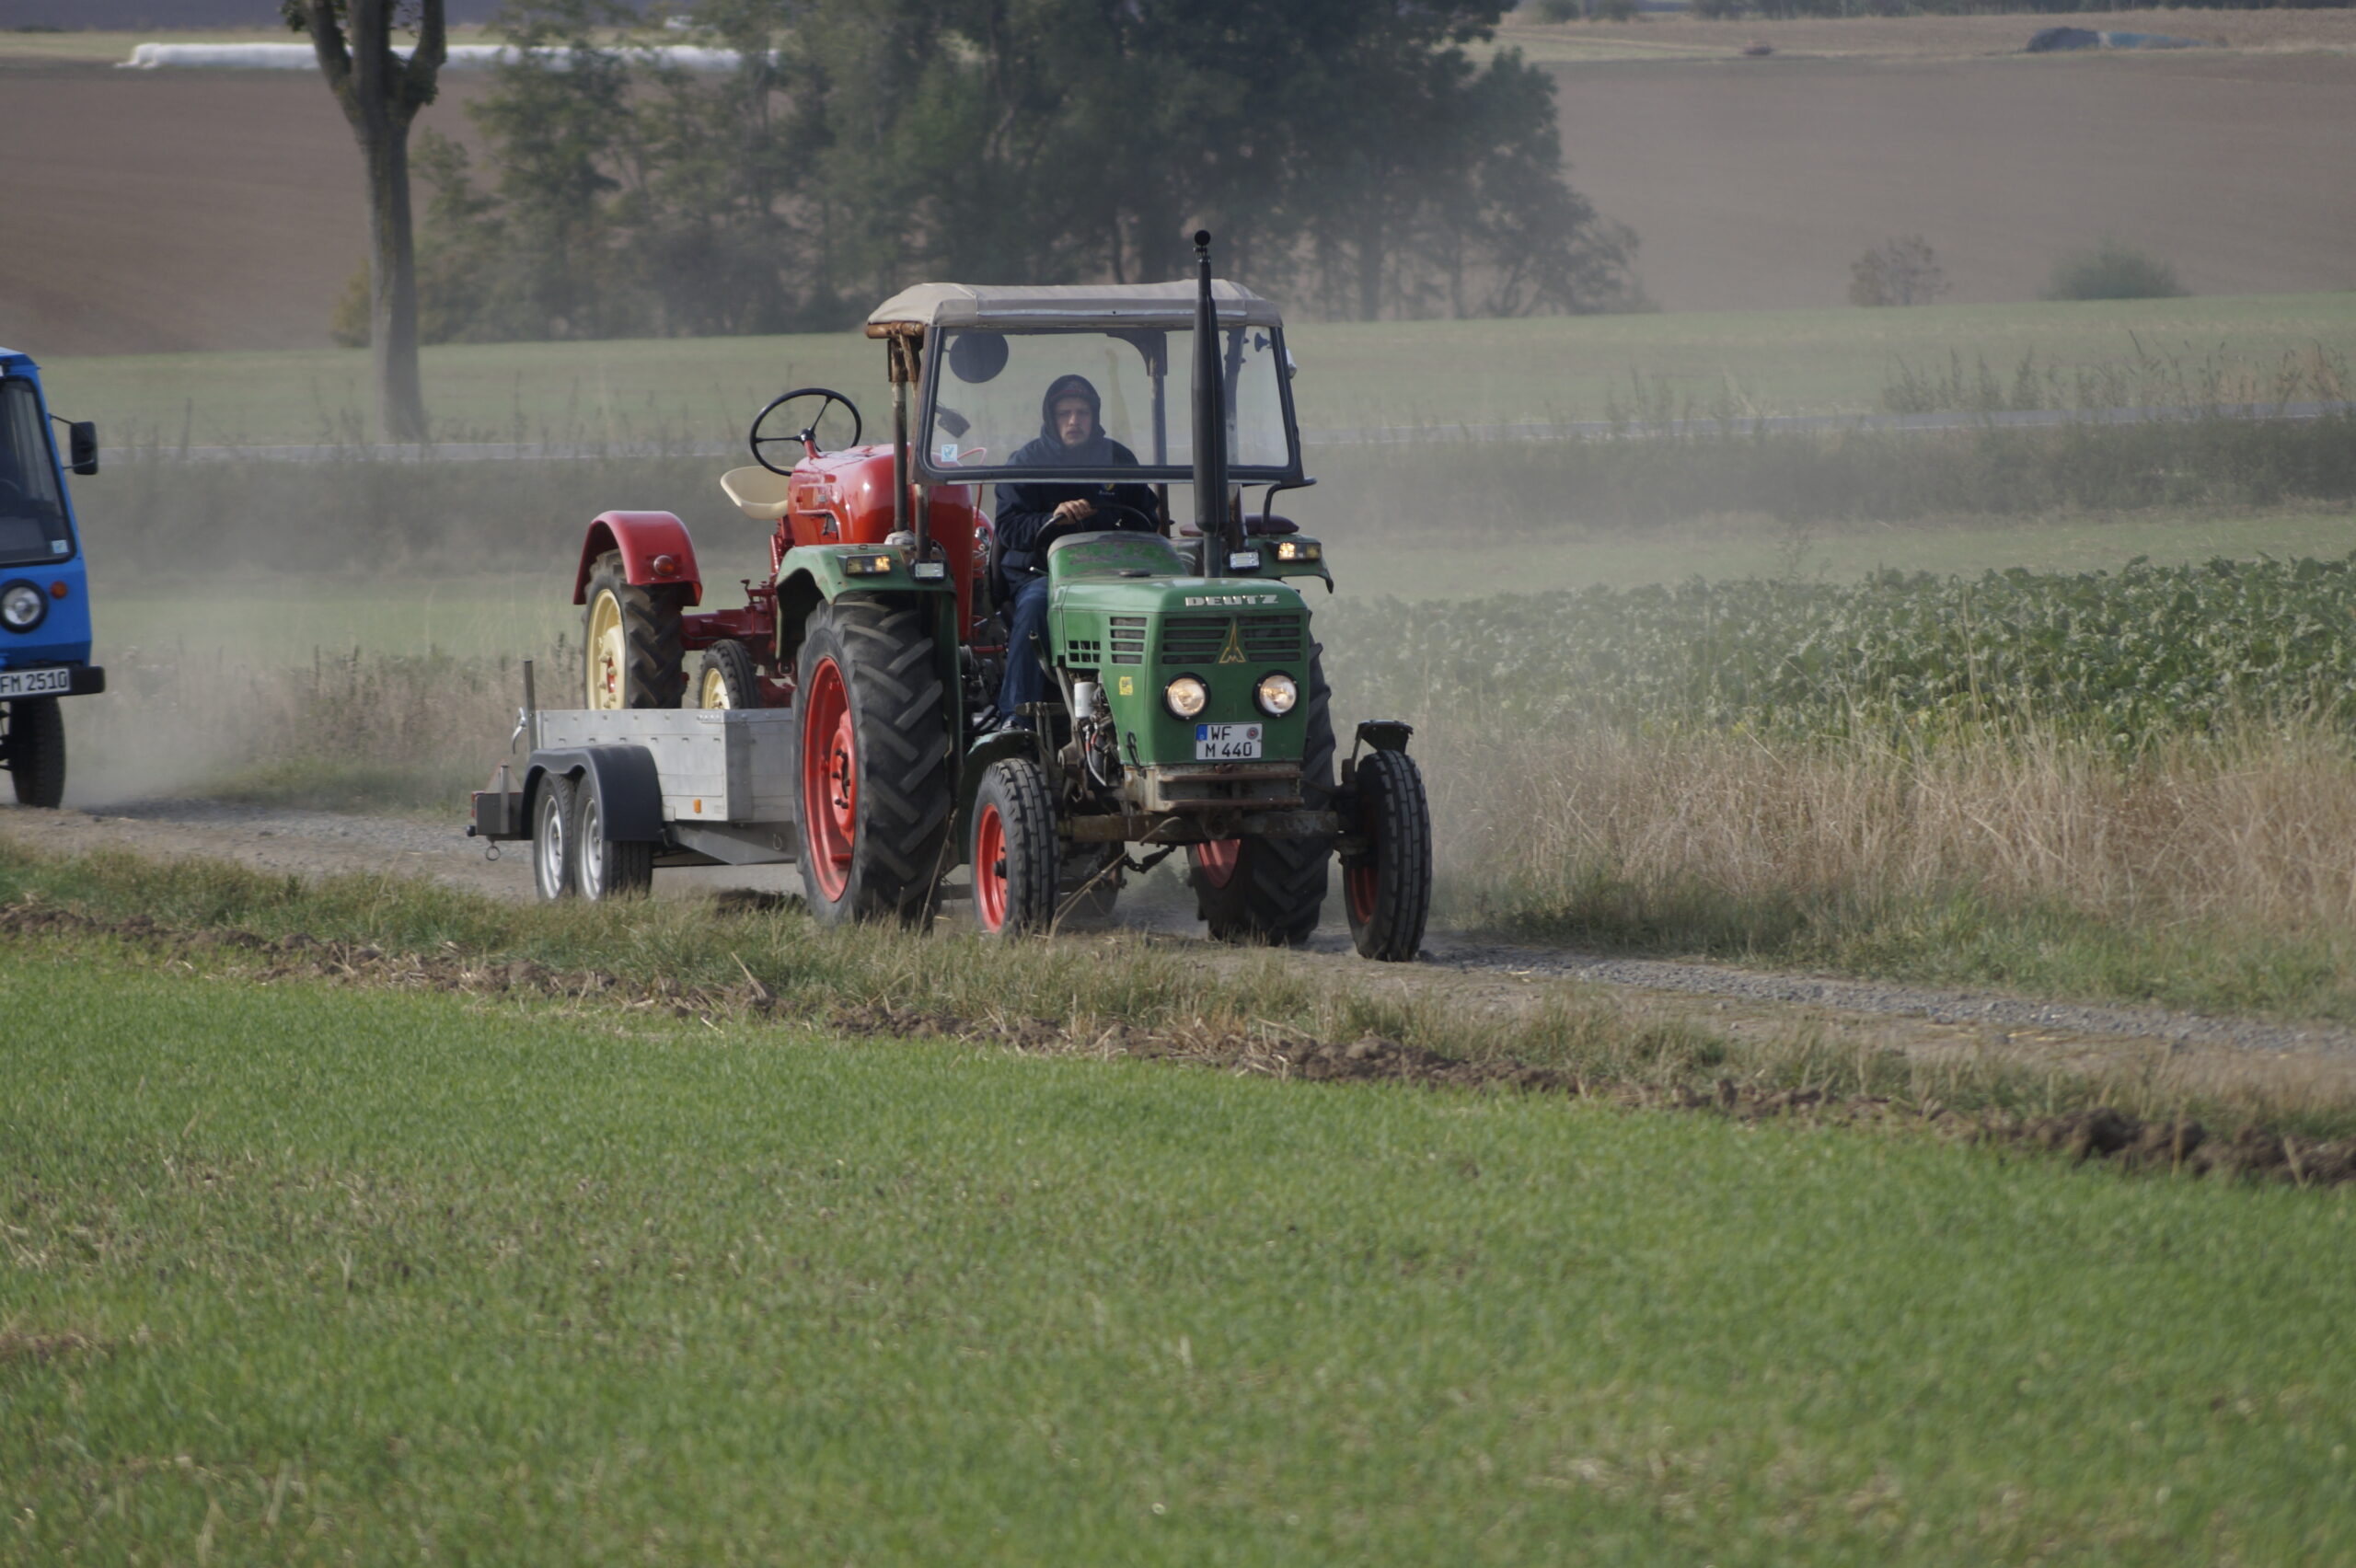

{"left": 8, "top": 797, "right": 2352, "bottom": 1115}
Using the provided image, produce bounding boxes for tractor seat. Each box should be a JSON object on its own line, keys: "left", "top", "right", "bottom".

{"left": 720, "top": 466, "right": 795, "bottom": 521}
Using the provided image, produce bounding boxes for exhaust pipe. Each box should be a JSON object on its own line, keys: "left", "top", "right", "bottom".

{"left": 1190, "top": 229, "right": 1234, "bottom": 557}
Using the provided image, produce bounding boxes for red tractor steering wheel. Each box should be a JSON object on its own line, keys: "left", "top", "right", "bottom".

{"left": 750, "top": 387, "right": 863, "bottom": 475}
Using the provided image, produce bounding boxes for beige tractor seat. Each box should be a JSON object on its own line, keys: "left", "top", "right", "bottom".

{"left": 720, "top": 466, "right": 795, "bottom": 521}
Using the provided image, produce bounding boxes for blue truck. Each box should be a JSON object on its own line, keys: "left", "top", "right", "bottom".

{"left": 0, "top": 345, "right": 104, "bottom": 807}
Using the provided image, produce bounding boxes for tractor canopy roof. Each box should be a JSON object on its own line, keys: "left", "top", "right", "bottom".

{"left": 868, "top": 281, "right": 1284, "bottom": 333}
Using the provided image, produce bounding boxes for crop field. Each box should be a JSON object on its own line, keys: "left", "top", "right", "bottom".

{"left": 8, "top": 12, "right": 2356, "bottom": 356}
{"left": 4, "top": 850, "right": 2355, "bottom": 1564}
{"left": 34, "top": 291, "right": 2356, "bottom": 448}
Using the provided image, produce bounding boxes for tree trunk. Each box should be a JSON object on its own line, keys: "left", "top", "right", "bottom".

{"left": 294, "top": 0, "right": 444, "bottom": 446}
{"left": 361, "top": 111, "right": 427, "bottom": 444}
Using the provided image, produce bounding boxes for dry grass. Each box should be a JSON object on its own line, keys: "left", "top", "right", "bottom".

{"left": 1439, "top": 718, "right": 2356, "bottom": 1017}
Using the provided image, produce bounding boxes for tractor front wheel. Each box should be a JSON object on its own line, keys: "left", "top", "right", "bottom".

{"left": 1342, "top": 749, "right": 1431, "bottom": 962}
{"left": 583, "top": 549, "right": 687, "bottom": 709}
{"left": 697, "top": 640, "right": 762, "bottom": 709}
{"left": 4, "top": 698, "right": 65, "bottom": 808}
{"left": 970, "top": 758, "right": 1058, "bottom": 937}
{"left": 788, "top": 599, "right": 953, "bottom": 925}
{"left": 1188, "top": 650, "right": 1334, "bottom": 945}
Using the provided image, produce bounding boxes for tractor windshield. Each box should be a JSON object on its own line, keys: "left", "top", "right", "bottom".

{"left": 0, "top": 379, "right": 73, "bottom": 568}
{"left": 920, "top": 326, "right": 1296, "bottom": 484}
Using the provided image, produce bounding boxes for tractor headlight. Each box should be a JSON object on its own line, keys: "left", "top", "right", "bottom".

{"left": 842, "top": 553, "right": 895, "bottom": 577}
{"left": 1163, "top": 675, "right": 1208, "bottom": 719}
{"left": 0, "top": 582, "right": 45, "bottom": 632}
{"left": 1273, "top": 539, "right": 1321, "bottom": 564}
{"left": 1254, "top": 672, "right": 1298, "bottom": 717}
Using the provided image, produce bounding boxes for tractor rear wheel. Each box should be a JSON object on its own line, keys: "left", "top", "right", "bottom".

{"left": 1189, "top": 648, "right": 1334, "bottom": 945}
{"left": 697, "top": 640, "right": 762, "bottom": 709}
{"left": 583, "top": 549, "right": 687, "bottom": 709}
{"left": 970, "top": 758, "right": 1058, "bottom": 937}
{"left": 4, "top": 698, "right": 65, "bottom": 808}
{"left": 1342, "top": 749, "right": 1431, "bottom": 962}
{"left": 788, "top": 599, "right": 953, "bottom": 925}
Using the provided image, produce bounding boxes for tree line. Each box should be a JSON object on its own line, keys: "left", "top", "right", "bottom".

{"left": 355, "top": 0, "right": 1643, "bottom": 346}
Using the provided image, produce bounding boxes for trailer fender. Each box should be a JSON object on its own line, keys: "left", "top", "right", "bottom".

{"left": 573, "top": 512, "right": 703, "bottom": 606}
{"left": 525, "top": 745, "right": 665, "bottom": 842}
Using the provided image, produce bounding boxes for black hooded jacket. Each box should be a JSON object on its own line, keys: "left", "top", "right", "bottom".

{"left": 991, "top": 374, "right": 1160, "bottom": 596}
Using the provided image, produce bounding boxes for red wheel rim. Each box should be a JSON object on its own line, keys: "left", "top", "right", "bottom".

{"left": 974, "top": 802, "right": 1010, "bottom": 931}
{"left": 1345, "top": 790, "right": 1380, "bottom": 924}
{"left": 801, "top": 656, "right": 856, "bottom": 901}
{"left": 1195, "top": 837, "right": 1241, "bottom": 890}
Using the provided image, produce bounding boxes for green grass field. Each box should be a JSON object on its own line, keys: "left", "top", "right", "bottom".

{"left": 5, "top": 921, "right": 2352, "bottom": 1565}
{"left": 42, "top": 292, "right": 2356, "bottom": 448}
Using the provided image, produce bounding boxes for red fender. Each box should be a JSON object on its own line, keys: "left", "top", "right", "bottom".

{"left": 572, "top": 511, "right": 703, "bottom": 605}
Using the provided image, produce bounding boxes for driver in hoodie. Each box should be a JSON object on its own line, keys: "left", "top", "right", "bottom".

{"left": 989, "top": 373, "right": 1159, "bottom": 728}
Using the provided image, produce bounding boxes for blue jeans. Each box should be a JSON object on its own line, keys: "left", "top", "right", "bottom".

{"left": 997, "top": 576, "right": 1051, "bottom": 721}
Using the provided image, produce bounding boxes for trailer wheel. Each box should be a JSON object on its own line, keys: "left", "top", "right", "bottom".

{"left": 571, "top": 781, "right": 653, "bottom": 901}
{"left": 1342, "top": 749, "right": 1431, "bottom": 963}
{"left": 532, "top": 772, "right": 578, "bottom": 901}
{"left": 788, "top": 599, "right": 952, "bottom": 926}
{"left": 970, "top": 758, "right": 1057, "bottom": 937}
{"left": 1189, "top": 648, "right": 1334, "bottom": 945}
{"left": 584, "top": 549, "right": 687, "bottom": 709}
{"left": 3, "top": 698, "right": 65, "bottom": 808}
{"left": 697, "top": 640, "right": 762, "bottom": 709}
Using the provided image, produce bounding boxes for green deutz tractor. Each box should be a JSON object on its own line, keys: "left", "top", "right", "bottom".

{"left": 502, "top": 234, "right": 1429, "bottom": 960}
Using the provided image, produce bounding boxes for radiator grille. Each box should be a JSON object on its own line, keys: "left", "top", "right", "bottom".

{"left": 1062, "top": 636, "right": 1103, "bottom": 672}
{"left": 1159, "top": 613, "right": 1303, "bottom": 666}
{"left": 1108, "top": 616, "right": 1148, "bottom": 666}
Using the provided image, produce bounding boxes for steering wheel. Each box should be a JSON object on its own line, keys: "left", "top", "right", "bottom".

{"left": 750, "top": 387, "right": 863, "bottom": 476}
{"left": 1063, "top": 500, "right": 1159, "bottom": 536}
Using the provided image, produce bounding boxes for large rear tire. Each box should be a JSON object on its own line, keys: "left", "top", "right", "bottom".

{"left": 1342, "top": 749, "right": 1431, "bottom": 963}
{"left": 1189, "top": 648, "right": 1334, "bottom": 945}
{"left": 970, "top": 758, "right": 1058, "bottom": 938}
{"left": 5, "top": 698, "right": 64, "bottom": 808}
{"left": 789, "top": 599, "right": 953, "bottom": 925}
{"left": 584, "top": 549, "right": 687, "bottom": 709}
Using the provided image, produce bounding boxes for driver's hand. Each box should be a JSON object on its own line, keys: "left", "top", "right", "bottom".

{"left": 1051, "top": 499, "right": 1097, "bottom": 525}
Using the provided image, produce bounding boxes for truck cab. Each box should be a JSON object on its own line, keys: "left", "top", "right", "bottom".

{"left": 0, "top": 347, "right": 105, "bottom": 807}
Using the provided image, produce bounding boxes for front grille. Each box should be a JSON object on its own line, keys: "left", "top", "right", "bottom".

{"left": 1158, "top": 613, "right": 1303, "bottom": 666}
{"left": 1108, "top": 616, "right": 1148, "bottom": 666}
{"left": 1063, "top": 636, "right": 1103, "bottom": 672}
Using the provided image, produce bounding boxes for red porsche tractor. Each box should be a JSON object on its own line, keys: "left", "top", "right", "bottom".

{"left": 473, "top": 234, "right": 1432, "bottom": 960}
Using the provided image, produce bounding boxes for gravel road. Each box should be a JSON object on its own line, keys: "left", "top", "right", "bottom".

{"left": 6, "top": 798, "right": 2352, "bottom": 1075}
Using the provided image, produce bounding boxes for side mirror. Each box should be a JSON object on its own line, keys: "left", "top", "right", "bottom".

{"left": 66, "top": 421, "right": 98, "bottom": 477}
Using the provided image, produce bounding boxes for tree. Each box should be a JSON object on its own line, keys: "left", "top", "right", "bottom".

{"left": 284, "top": 0, "right": 447, "bottom": 443}
{"left": 1848, "top": 236, "right": 1947, "bottom": 308}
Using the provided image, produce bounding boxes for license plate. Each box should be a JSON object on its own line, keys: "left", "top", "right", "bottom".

{"left": 1195, "top": 722, "right": 1262, "bottom": 760}
{"left": 0, "top": 667, "right": 69, "bottom": 698}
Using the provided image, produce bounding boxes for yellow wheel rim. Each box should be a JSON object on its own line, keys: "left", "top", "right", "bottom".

{"left": 699, "top": 663, "right": 733, "bottom": 709}
{"left": 586, "top": 589, "right": 626, "bottom": 709}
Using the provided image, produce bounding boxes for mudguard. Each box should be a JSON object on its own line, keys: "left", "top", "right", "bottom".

{"left": 573, "top": 512, "right": 703, "bottom": 605}
{"left": 771, "top": 542, "right": 957, "bottom": 664}
{"left": 525, "top": 745, "right": 665, "bottom": 842}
